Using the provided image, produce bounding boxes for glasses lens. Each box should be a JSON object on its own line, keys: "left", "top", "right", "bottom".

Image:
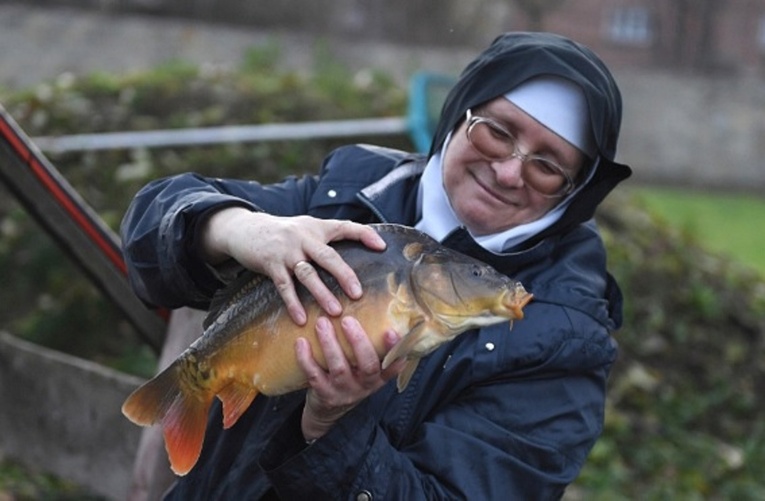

{"left": 523, "top": 159, "right": 568, "bottom": 196}
{"left": 468, "top": 121, "right": 513, "bottom": 160}
{"left": 467, "top": 113, "right": 572, "bottom": 197}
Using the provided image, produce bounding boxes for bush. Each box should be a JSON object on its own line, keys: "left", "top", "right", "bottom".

{"left": 0, "top": 46, "right": 409, "bottom": 378}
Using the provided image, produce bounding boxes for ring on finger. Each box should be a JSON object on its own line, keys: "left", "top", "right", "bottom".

{"left": 294, "top": 260, "right": 311, "bottom": 273}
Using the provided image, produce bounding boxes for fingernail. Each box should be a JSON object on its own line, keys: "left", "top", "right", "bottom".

{"left": 328, "top": 299, "right": 343, "bottom": 316}
{"left": 385, "top": 330, "right": 399, "bottom": 344}
{"left": 350, "top": 282, "right": 363, "bottom": 298}
{"left": 294, "top": 309, "right": 307, "bottom": 325}
{"left": 316, "top": 316, "right": 328, "bottom": 329}
{"left": 341, "top": 316, "right": 357, "bottom": 330}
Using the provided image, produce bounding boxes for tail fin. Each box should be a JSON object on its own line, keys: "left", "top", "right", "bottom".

{"left": 160, "top": 390, "right": 214, "bottom": 475}
{"left": 122, "top": 363, "right": 214, "bottom": 476}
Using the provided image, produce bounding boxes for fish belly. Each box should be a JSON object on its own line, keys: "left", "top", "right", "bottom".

{"left": 218, "top": 288, "right": 401, "bottom": 397}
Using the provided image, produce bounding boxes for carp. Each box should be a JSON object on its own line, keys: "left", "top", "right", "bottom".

{"left": 121, "top": 223, "right": 532, "bottom": 475}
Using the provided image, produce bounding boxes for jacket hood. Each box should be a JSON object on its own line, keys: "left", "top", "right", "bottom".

{"left": 430, "top": 32, "right": 632, "bottom": 245}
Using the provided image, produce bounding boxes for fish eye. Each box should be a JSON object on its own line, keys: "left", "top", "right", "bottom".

{"left": 471, "top": 266, "right": 484, "bottom": 277}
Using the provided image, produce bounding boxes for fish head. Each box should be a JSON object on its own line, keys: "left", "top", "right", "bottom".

{"left": 405, "top": 244, "right": 533, "bottom": 333}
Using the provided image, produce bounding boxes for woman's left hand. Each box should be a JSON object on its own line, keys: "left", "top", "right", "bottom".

{"left": 296, "top": 316, "right": 406, "bottom": 442}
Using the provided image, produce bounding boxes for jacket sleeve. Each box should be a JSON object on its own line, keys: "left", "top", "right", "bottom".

{"left": 119, "top": 172, "right": 318, "bottom": 309}
{"left": 259, "top": 302, "right": 617, "bottom": 500}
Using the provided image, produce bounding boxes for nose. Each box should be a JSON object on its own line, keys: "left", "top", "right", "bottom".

{"left": 491, "top": 155, "right": 525, "bottom": 188}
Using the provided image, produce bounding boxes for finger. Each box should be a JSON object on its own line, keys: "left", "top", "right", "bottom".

{"left": 303, "top": 243, "right": 364, "bottom": 301}
{"left": 315, "top": 317, "right": 351, "bottom": 377}
{"left": 320, "top": 219, "right": 387, "bottom": 250}
{"left": 380, "top": 330, "right": 406, "bottom": 380}
{"left": 336, "top": 221, "right": 387, "bottom": 252}
{"left": 359, "top": 226, "right": 387, "bottom": 252}
{"left": 340, "top": 317, "right": 379, "bottom": 376}
{"left": 295, "top": 337, "right": 327, "bottom": 387}
{"left": 293, "top": 260, "right": 343, "bottom": 316}
{"left": 271, "top": 268, "right": 307, "bottom": 325}
{"left": 319, "top": 221, "right": 386, "bottom": 300}
{"left": 382, "top": 329, "right": 401, "bottom": 350}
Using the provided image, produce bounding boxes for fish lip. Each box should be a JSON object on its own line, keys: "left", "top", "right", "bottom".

{"left": 504, "top": 288, "right": 533, "bottom": 319}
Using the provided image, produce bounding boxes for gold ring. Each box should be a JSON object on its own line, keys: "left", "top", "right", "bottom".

{"left": 294, "top": 260, "right": 309, "bottom": 272}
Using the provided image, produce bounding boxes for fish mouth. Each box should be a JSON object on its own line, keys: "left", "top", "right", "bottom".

{"left": 502, "top": 285, "right": 533, "bottom": 319}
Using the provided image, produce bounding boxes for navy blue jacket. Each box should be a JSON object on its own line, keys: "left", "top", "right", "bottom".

{"left": 121, "top": 144, "right": 622, "bottom": 500}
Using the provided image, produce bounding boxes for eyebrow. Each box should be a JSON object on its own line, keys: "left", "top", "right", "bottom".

{"left": 484, "top": 104, "right": 586, "bottom": 171}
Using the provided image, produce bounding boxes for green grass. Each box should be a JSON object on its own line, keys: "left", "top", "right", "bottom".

{"left": 628, "top": 185, "right": 765, "bottom": 277}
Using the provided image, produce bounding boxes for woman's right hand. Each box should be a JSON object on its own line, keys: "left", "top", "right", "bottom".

{"left": 200, "top": 207, "right": 387, "bottom": 325}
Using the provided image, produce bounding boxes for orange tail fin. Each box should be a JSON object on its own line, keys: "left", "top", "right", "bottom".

{"left": 121, "top": 363, "right": 214, "bottom": 476}
{"left": 160, "top": 390, "right": 214, "bottom": 475}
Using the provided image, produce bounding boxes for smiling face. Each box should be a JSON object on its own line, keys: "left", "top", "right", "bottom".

{"left": 442, "top": 97, "right": 587, "bottom": 236}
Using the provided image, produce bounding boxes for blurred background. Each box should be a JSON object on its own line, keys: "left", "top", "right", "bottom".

{"left": 0, "top": 0, "right": 763, "bottom": 499}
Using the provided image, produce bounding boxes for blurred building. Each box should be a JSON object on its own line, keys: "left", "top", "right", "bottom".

{"left": 13, "top": 0, "right": 765, "bottom": 72}
{"left": 19, "top": 0, "right": 765, "bottom": 74}
{"left": 514, "top": 0, "right": 765, "bottom": 74}
{"left": 5, "top": 0, "right": 765, "bottom": 189}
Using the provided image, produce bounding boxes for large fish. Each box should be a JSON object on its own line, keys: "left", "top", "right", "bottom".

{"left": 122, "top": 223, "right": 532, "bottom": 475}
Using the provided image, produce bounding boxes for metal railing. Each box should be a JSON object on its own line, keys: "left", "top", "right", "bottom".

{"left": 33, "top": 117, "right": 410, "bottom": 153}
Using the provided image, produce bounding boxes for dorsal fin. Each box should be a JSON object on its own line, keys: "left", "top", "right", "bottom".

{"left": 204, "top": 271, "right": 268, "bottom": 330}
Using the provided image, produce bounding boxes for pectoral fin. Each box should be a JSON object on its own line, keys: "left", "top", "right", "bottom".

{"left": 382, "top": 321, "right": 426, "bottom": 370}
{"left": 383, "top": 321, "right": 438, "bottom": 392}
{"left": 396, "top": 358, "right": 421, "bottom": 393}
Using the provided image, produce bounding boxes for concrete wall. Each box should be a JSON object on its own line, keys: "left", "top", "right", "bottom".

{"left": 617, "top": 70, "right": 765, "bottom": 191}
{"left": 0, "top": 331, "right": 144, "bottom": 499}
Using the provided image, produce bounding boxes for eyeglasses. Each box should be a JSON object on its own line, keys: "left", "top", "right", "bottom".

{"left": 465, "top": 109, "right": 575, "bottom": 197}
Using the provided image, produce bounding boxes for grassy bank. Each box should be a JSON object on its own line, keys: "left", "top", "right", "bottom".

{"left": 629, "top": 185, "right": 765, "bottom": 277}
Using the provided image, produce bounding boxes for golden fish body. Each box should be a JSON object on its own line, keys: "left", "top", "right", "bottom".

{"left": 122, "top": 223, "right": 532, "bottom": 475}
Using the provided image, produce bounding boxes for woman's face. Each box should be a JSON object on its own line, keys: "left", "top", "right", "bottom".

{"left": 442, "top": 97, "right": 586, "bottom": 236}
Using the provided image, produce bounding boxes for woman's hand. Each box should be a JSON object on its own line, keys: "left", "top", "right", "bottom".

{"left": 296, "top": 316, "right": 406, "bottom": 442}
{"left": 201, "top": 208, "right": 386, "bottom": 324}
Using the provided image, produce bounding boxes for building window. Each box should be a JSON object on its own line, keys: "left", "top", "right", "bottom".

{"left": 605, "top": 6, "right": 653, "bottom": 46}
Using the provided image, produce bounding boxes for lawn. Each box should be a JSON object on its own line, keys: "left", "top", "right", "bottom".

{"left": 627, "top": 185, "right": 765, "bottom": 277}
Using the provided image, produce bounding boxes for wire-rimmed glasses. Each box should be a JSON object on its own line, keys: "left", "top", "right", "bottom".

{"left": 465, "top": 109, "right": 575, "bottom": 198}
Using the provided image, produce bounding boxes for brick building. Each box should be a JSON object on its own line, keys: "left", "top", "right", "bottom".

{"left": 511, "top": 0, "right": 765, "bottom": 74}
{"left": 17, "top": 0, "right": 765, "bottom": 74}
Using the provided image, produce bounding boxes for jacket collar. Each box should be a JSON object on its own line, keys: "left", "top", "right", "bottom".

{"left": 356, "top": 155, "right": 425, "bottom": 226}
